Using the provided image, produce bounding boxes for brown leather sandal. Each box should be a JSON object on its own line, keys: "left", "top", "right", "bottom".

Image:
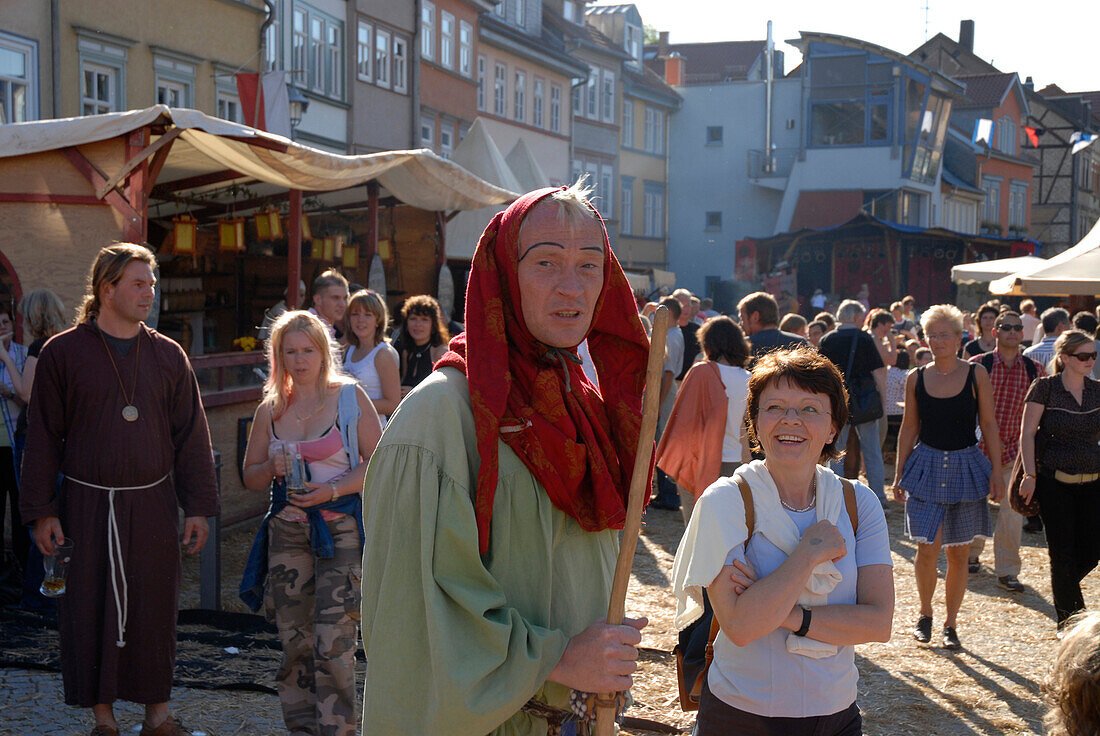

{"left": 139, "top": 716, "right": 192, "bottom": 736}
{"left": 90, "top": 726, "right": 120, "bottom": 736}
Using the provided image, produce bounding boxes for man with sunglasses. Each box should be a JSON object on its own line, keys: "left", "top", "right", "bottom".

{"left": 966, "top": 311, "right": 1045, "bottom": 592}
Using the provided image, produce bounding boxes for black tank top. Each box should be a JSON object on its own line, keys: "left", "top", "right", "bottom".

{"left": 915, "top": 364, "right": 978, "bottom": 450}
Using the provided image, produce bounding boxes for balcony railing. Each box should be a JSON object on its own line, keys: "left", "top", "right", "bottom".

{"left": 747, "top": 148, "right": 798, "bottom": 178}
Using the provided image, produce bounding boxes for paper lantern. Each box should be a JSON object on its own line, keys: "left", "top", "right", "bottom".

{"left": 301, "top": 214, "right": 312, "bottom": 240}
{"left": 311, "top": 239, "right": 324, "bottom": 259}
{"left": 334, "top": 234, "right": 345, "bottom": 260}
{"left": 218, "top": 217, "right": 245, "bottom": 252}
{"left": 255, "top": 207, "right": 283, "bottom": 240}
{"left": 342, "top": 244, "right": 358, "bottom": 268}
{"left": 172, "top": 215, "right": 197, "bottom": 254}
{"left": 377, "top": 239, "right": 393, "bottom": 261}
{"left": 322, "top": 236, "right": 335, "bottom": 261}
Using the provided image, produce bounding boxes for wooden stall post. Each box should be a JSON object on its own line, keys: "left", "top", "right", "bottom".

{"left": 288, "top": 189, "right": 303, "bottom": 308}
{"left": 365, "top": 180, "right": 379, "bottom": 263}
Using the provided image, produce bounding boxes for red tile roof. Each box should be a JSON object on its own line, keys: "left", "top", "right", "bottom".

{"left": 644, "top": 40, "right": 767, "bottom": 83}
{"left": 954, "top": 72, "right": 1015, "bottom": 108}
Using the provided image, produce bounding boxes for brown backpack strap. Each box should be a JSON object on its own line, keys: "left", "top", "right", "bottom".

{"left": 840, "top": 477, "right": 859, "bottom": 535}
{"left": 734, "top": 475, "right": 755, "bottom": 541}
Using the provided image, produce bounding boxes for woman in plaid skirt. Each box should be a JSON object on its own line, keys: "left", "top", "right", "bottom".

{"left": 891, "top": 305, "right": 1005, "bottom": 649}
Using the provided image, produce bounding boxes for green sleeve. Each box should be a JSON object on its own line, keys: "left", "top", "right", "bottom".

{"left": 361, "top": 391, "right": 571, "bottom": 735}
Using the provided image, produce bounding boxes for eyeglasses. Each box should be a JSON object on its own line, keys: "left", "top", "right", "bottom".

{"left": 1069, "top": 351, "right": 1098, "bottom": 362}
{"left": 761, "top": 404, "right": 832, "bottom": 420}
{"left": 996, "top": 324, "right": 1024, "bottom": 332}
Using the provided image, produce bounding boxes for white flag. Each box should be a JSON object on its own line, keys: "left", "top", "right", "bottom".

{"left": 1071, "top": 131, "right": 1097, "bottom": 155}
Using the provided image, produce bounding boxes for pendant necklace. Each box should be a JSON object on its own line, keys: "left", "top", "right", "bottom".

{"left": 98, "top": 326, "right": 141, "bottom": 422}
{"left": 780, "top": 474, "right": 817, "bottom": 513}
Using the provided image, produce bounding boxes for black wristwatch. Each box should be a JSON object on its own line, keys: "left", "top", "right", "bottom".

{"left": 794, "top": 606, "right": 812, "bottom": 637}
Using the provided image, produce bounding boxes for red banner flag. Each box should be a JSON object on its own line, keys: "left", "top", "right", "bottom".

{"left": 235, "top": 73, "right": 265, "bottom": 130}
{"left": 1024, "top": 126, "right": 1040, "bottom": 148}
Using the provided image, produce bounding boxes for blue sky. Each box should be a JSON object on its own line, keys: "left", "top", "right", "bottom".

{"left": 591, "top": 0, "right": 1097, "bottom": 93}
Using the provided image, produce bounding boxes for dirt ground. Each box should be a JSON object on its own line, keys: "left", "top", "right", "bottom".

{"left": 183, "top": 487, "right": 1079, "bottom": 736}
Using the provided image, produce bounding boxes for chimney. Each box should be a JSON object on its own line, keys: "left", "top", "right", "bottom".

{"left": 1024, "top": 76, "right": 1034, "bottom": 93}
{"left": 658, "top": 31, "right": 669, "bottom": 58}
{"left": 959, "top": 20, "right": 974, "bottom": 52}
{"left": 665, "top": 52, "right": 683, "bottom": 86}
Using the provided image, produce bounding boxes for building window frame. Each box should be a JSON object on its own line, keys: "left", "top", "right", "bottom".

{"left": 586, "top": 66, "right": 598, "bottom": 120}
{"left": 375, "top": 28, "right": 391, "bottom": 89}
{"left": 421, "top": 1, "right": 435, "bottom": 62}
{"left": 216, "top": 90, "right": 242, "bottom": 123}
{"left": 601, "top": 69, "right": 614, "bottom": 124}
{"left": 440, "top": 10, "right": 455, "bottom": 70}
{"left": 620, "top": 177, "right": 634, "bottom": 235}
{"left": 420, "top": 114, "right": 435, "bottom": 149}
{"left": 600, "top": 164, "right": 614, "bottom": 220}
{"left": 982, "top": 175, "right": 1002, "bottom": 226}
{"left": 0, "top": 31, "right": 38, "bottom": 123}
{"left": 621, "top": 98, "right": 634, "bottom": 147}
{"left": 477, "top": 55, "right": 486, "bottom": 111}
{"left": 356, "top": 19, "right": 373, "bottom": 82}
{"left": 393, "top": 35, "right": 408, "bottom": 94}
{"left": 706, "top": 125, "right": 723, "bottom": 145}
{"left": 77, "top": 34, "right": 129, "bottom": 115}
{"left": 644, "top": 106, "right": 665, "bottom": 154}
{"left": 440, "top": 120, "right": 454, "bottom": 159}
{"left": 705, "top": 211, "right": 723, "bottom": 231}
{"left": 550, "top": 83, "right": 561, "bottom": 133}
{"left": 998, "top": 114, "right": 1016, "bottom": 156}
{"left": 494, "top": 62, "right": 506, "bottom": 117}
{"left": 291, "top": 7, "right": 308, "bottom": 86}
{"left": 643, "top": 181, "right": 665, "bottom": 238}
{"left": 533, "top": 77, "right": 544, "bottom": 128}
{"left": 263, "top": 13, "right": 280, "bottom": 71}
{"left": 514, "top": 0, "right": 526, "bottom": 27}
{"left": 292, "top": 4, "right": 343, "bottom": 100}
{"left": 1009, "top": 180, "right": 1028, "bottom": 229}
{"left": 459, "top": 21, "right": 473, "bottom": 77}
{"left": 514, "top": 69, "right": 526, "bottom": 122}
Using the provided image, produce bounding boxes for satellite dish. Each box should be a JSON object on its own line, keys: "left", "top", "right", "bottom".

{"left": 367, "top": 253, "right": 386, "bottom": 296}
{"left": 437, "top": 264, "right": 455, "bottom": 319}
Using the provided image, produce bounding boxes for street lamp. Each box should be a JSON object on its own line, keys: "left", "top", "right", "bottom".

{"left": 287, "top": 85, "right": 309, "bottom": 130}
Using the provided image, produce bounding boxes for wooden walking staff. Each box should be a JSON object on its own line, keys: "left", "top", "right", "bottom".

{"left": 595, "top": 305, "right": 670, "bottom": 736}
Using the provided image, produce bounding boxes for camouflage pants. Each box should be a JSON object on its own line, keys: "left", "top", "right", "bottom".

{"left": 266, "top": 516, "right": 362, "bottom": 736}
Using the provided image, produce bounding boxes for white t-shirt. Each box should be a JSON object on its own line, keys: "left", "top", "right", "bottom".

{"left": 715, "top": 363, "right": 750, "bottom": 462}
{"left": 344, "top": 341, "right": 399, "bottom": 426}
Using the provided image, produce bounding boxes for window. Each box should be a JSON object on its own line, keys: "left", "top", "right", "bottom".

{"left": 621, "top": 99, "right": 633, "bottom": 146}
{"left": 420, "top": 115, "right": 434, "bottom": 148}
{"left": 900, "top": 190, "right": 924, "bottom": 227}
{"left": 494, "top": 2, "right": 505, "bottom": 17}
{"left": 292, "top": 9, "right": 307, "bottom": 85}
{"left": 600, "top": 165, "right": 613, "bottom": 218}
{"left": 309, "top": 16, "right": 324, "bottom": 93}
{"left": 0, "top": 33, "right": 36, "bottom": 123}
{"left": 515, "top": 0, "right": 525, "bottom": 26}
{"left": 643, "top": 183, "right": 665, "bottom": 237}
{"left": 494, "top": 63, "right": 506, "bottom": 116}
{"left": 533, "top": 78, "right": 544, "bottom": 128}
{"left": 1078, "top": 153, "right": 1092, "bottom": 190}
{"left": 620, "top": 179, "right": 634, "bottom": 235}
{"left": 78, "top": 34, "right": 128, "bottom": 114}
{"left": 216, "top": 91, "right": 242, "bottom": 123}
{"left": 440, "top": 11, "right": 455, "bottom": 69}
{"left": 440, "top": 122, "right": 454, "bottom": 159}
{"left": 393, "top": 37, "right": 408, "bottom": 94}
{"left": 514, "top": 70, "right": 525, "bottom": 122}
{"left": 706, "top": 126, "right": 723, "bottom": 145}
{"left": 586, "top": 67, "right": 597, "bottom": 120}
{"left": 601, "top": 70, "right": 614, "bottom": 124}
{"left": 563, "top": 1, "right": 577, "bottom": 22}
{"left": 421, "top": 2, "right": 435, "bottom": 61}
{"left": 573, "top": 84, "right": 581, "bottom": 117}
{"left": 644, "top": 106, "right": 664, "bottom": 154}
{"left": 459, "top": 21, "right": 473, "bottom": 77}
{"left": 357, "top": 20, "right": 373, "bottom": 81}
{"left": 263, "top": 15, "right": 280, "bottom": 71}
{"left": 705, "top": 211, "right": 722, "bottom": 231}
{"left": 550, "top": 84, "right": 561, "bottom": 133}
{"left": 998, "top": 115, "right": 1016, "bottom": 156}
{"left": 625, "top": 25, "right": 642, "bottom": 64}
{"left": 156, "top": 79, "right": 187, "bottom": 106}
{"left": 982, "top": 177, "right": 1001, "bottom": 224}
{"left": 477, "top": 56, "right": 486, "bottom": 111}
{"left": 1009, "top": 181, "right": 1028, "bottom": 228}
{"left": 375, "top": 29, "right": 390, "bottom": 89}
{"left": 81, "top": 62, "right": 118, "bottom": 115}
{"left": 325, "top": 21, "right": 342, "bottom": 98}
{"left": 808, "top": 53, "right": 898, "bottom": 148}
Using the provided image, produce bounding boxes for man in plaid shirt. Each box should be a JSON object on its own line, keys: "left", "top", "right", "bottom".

{"left": 967, "top": 310, "right": 1045, "bottom": 592}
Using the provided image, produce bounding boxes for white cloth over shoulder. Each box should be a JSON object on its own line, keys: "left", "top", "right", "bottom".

{"left": 672, "top": 460, "right": 844, "bottom": 658}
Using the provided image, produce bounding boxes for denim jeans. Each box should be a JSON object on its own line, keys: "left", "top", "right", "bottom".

{"left": 830, "top": 419, "right": 886, "bottom": 503}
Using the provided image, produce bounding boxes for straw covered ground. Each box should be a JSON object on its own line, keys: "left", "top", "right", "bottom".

{"left": 183, "top": 494, "right": 1084, "bottom": 735}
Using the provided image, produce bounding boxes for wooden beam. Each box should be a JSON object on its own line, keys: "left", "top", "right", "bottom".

{"left": 223, "top": 135, "right": 288, "bottom": 153}
{"left": 0, "top": 193, "right": 107, "bottom": 205}
{"left": 60, "top": 146, "right": 142, "bottom": 225}
{"left": 124, "top": 128, "right": 149, "bottom": 243}
{"left": 96, "top": 127, "right": 181, "bottom": 199}
{"left": 288, "top": 189, "right": 303, "bottom": 309}
{"left": 435, "top": 211, "right": 446, "bottom": 267}
{"left": 145, "top": 139, "right": 174, "bottom": 196}
{"left": 151, "top": 169, "right": 250, "bottom": 197}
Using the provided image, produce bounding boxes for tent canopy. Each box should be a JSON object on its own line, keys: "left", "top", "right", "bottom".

{"left": 989, "top": 218, "right": 1100, "bottom": 296}
{"left": 951, "top": 255, "right": 1047, "bottom": 284}
{"left": 0, "top": 106, "right": 518, "bottom": 213}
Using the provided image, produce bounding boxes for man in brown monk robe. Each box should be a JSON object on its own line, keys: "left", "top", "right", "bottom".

{"left": 20, "top": 243, "right": 218, "bottom": 736}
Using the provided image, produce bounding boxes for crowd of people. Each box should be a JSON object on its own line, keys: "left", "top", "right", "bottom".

{"left": 1, "top": 183, "right": 1098, "bottom": 736}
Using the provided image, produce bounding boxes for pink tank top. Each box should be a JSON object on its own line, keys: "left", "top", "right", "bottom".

{"left": 272, "top": 423, "right": 352, "bottom": 523}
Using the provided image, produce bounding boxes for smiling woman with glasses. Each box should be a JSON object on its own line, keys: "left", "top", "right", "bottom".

{"left": 1019, "top": 329, "right": 1100, "bottom": 630}
{"left": 672, "top": 347, "right": 893, "bottom": 735}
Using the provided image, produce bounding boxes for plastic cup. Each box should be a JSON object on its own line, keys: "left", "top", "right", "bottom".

{"left": 40, "top": 538, "right": 74, "bottom": 598}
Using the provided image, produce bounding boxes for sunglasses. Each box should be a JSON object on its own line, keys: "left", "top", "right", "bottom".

{"left": 1069, "top": 351, "right": 1098, "bottom": 362}
{"left": 996, "top": 324, "right": 1024, "bottom": 332}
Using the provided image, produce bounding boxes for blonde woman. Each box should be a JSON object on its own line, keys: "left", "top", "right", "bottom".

{"left": 1044, "top": 612, "right": 1100, "bottom": 735}
{"left": 892, "top": 304, "right": 1003, "bottom": 649}
{"left": 1019, "top": 330, "right": 1100, "bottom": 629}
{"left": 240, "top": 311, "right": 382, "bottom": 736}
{"left": 342, "top": 289, "right": 400, "bottom": 427}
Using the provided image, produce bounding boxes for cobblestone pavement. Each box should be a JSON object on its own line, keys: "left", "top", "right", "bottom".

{"left": 0, "top": 668, "right": 288, "bottom": 736}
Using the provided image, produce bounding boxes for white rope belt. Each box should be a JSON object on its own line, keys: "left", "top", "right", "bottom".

{"left": 65, "top": 473, "right": 171, "bottom": 648}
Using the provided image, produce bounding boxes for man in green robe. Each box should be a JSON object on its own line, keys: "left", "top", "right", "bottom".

{"left": 361, "top": 183, "right": 653, "bottom": 735}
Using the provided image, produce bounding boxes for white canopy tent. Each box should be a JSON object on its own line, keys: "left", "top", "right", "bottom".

{"left": 951, "top": 255, "right": 1046, "bottom": 284}
{"left": 989, "top": 218, "right": 1100, "bottom": 296}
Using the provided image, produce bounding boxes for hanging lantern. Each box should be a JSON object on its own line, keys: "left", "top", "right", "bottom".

{"left": 254, "top": 207, "right": 283, "bottom": 240}
{"left": 311, "top": 239, "right": 324, "bottom": 259}
{"left": 377, "top": 239, "right": 393, "bottom": 261}
{"left": 334, "top": 234, "right": 345, "bottom": 260}
{"left": 342, "top": 244, "right": 358, "bottom": 269}
{"left": 218, "top": 217, "right": 246, "bottom": 252}
{"left": 267, "top": 207, "right": 284, "bottom": 239}
{"left": 301, "top": 213, "right": 312, "bottom": 241}
{"left": 322, "top": 236, "right": 335, "bottom": 261}
{"left": 254, "top": 209, "right": 271, "bottom": 240}
{"left": 172, "top": 215, "right": 197, "bottom": 254}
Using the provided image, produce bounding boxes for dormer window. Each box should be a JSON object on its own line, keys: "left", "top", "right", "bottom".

{"left": 625, "top": 24, "right": 642, "bottom": 64}
{"left": 563, "top": 1, "right": 576, "bottom": 23}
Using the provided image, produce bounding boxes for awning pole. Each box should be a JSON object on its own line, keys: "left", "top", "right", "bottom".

{"left": 288, "top": 189, "right": 302, "bottom": 308}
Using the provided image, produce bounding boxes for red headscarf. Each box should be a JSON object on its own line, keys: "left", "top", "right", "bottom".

{"left": 437, "top": 187, "right": 651, "bottom": 554}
